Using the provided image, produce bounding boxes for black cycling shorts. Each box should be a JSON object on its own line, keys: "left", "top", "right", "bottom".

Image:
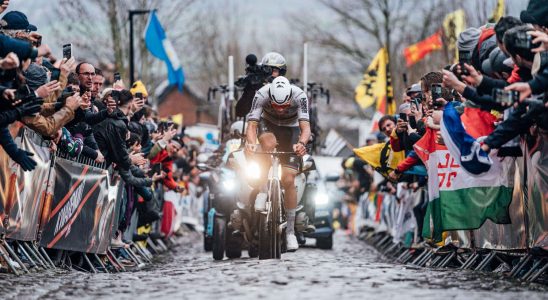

{"left": 258, "top": 119, "right": 301, "bottom": 171}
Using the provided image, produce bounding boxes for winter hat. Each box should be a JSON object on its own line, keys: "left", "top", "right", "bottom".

{"left": 406, "top": 83, "right": 422, "bottom": 96}
{"left": 24, "top": 63, "right": 48, "bottom": 90}
{"left": 457, "top": 28, "right": 481, "bottom": 53}
{"left": 130, "top": 80, "right": 148, "bottom": 97}
{"left": 520, "top": 0, "right": 548, "bottom": 28}
{"left": 482, "top": 47, "right": 513, "bottom": 76}
{"left": 398, "top": 103, "right": 411, "bottom": 113}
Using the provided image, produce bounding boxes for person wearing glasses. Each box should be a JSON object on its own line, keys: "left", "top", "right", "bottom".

{"left": 75, "top": 62, "right": 96, "bottom": 92}
{"left": 245, "top": 72, "right": 311, "bottom": 252}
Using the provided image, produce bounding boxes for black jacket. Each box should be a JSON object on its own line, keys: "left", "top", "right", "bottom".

{"left": 93, "top": 109, "right": 132, "bottom": 171}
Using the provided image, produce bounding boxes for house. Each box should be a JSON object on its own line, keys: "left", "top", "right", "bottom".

{"left": 156, "top": 83, "right": 217, "bottom": 126}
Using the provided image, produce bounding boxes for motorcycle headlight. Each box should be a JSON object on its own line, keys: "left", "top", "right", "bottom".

{"left": 222, "top": 178, "right": 236, "bottom": 191}
{"left": 315, "top": 193, "right": 329, "bottom": 206}
{"left": 246, "top": 161, "right": 261, "bottom": 180}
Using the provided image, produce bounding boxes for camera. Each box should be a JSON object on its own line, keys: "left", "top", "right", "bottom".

{"left": 15, "top": 84, "right": 35, "bottom": 103}
{"left": 458, "top": 50, "right": 472, "bottom": 76}
{"left": 492, "top": 88, "right": 519, "bottom": 104}
{"left": 235, "top": 54, "right": 272, "bottom": 88}
{"left": 56, "top": 86, "right": 73, "bottom": 102}
{"left": 514, "top": 32, "right": 541, "bottom": 50}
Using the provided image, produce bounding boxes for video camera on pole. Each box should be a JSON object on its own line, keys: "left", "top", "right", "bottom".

{"left": 235, "top": 54, "right": 273, "bottom": 88}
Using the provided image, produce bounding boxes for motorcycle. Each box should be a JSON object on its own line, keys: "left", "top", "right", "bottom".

{"left": 199, "top": 138, "right": 245, "bottom": 260}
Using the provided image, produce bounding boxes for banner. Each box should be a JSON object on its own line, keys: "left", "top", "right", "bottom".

{"left": 404, "top": 31, "right": 443, "bottom": 67}
{"left": 443, "top": 9, "right": 466, "bottom": 61}
{"left": 39, "top": 156, "right": 115, "bottom": 254}
{"left": 354, "top": 48, "right": 395, "bottom": 115}
{"left": 353, "top": 142, "right": 405, "bottom": 178}
{"left": 0, "top": 126, "right": 54, "bottom": 241}
{"left": 488, "top": 0, "right": 505, "bottom": 23}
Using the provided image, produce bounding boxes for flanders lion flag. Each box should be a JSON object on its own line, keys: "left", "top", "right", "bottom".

{"left": 353, "top": 142, "right": 405, "bottom": 178}
{"left": 354, "top": 48, "right": 395, "bottom": 115}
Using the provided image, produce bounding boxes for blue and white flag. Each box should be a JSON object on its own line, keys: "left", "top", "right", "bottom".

{"left": 144, "top": 11, "right": 184, "bottom": 92}
{"left": 440, "top": 102, "right": 493, "bottom": 175}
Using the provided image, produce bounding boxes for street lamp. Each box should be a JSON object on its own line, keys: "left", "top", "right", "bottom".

{"left": 129, "top": 9, "right": 151, "bottom": 85}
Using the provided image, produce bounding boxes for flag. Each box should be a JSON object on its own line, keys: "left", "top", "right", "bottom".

{"left": 488, "top": 0, "right": 505, "bottom": 23}
{"left": 414, "top": 122, "right": 512, "bottom": 243}
{"left": 404, "top": 31, "right": 443, "bottom": 67}
{"left": 322, "top": 129, "right": 352, "bottom": 156}
{"left": 354, "top": 48, "right": 396, "bottom": 115}
{"left": 443, "top": 9, "right": 466, "bottom": 62}
{"left": 144, "top": 11, "right": 185, "bottom": 92}
{"left": 440, "top": 103, "right": 496, "bottom": 175}
{"left": 353, "top": 142, "right": 405, "bottom": 178}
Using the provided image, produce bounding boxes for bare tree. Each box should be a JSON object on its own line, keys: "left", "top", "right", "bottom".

{"left": 49, "top": 0, "right": 195, "bottom": 97}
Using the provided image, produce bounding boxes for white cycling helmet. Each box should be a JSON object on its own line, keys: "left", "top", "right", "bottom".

{"left": 269, "top": 76, "right": 292, "bottom": 105}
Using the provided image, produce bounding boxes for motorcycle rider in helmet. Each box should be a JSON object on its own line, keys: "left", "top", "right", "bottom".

{"left": 245, "top": 71, "right": 311, "bottom": 252}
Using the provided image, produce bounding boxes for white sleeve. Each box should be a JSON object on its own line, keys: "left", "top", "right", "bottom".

{"left": 246, "top": 89, "right": 267, "bottom": 122}
{"left": 293, "top": 86, "right": 310, "bottom": 122}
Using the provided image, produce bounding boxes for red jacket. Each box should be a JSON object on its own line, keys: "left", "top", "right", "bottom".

{"left": 149, "top": 149, "right": 178, "bottom": 190}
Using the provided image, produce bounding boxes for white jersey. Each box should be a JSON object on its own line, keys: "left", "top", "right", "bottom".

{"left": 246, "top": 84, "right": 310, "bottom": 127}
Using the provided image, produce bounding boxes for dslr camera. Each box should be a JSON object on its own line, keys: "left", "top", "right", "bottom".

{"left": 235, "top": 54, "right": 273, "bottom": 88}
{"left": 514, "top": 32, "right": 541, "bottom": 50}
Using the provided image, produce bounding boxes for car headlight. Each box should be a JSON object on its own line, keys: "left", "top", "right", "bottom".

{"left": 315, "top": 193, "right": 329, "bottom": 206}
{"left": 246, "top": 161, "right": 261, "bottom": 180}
{"left": 222, "top": 178, "right": 236, "bottom": 191}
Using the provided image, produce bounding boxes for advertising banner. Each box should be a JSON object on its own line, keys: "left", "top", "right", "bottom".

{"left": 0, "top": 126, "right": 53, "bottom": 241}
{"left": 39, "top": 157, "right": 116, "bottom": 254}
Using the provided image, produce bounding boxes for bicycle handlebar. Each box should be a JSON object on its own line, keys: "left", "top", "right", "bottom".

{"left": 251, "top": 151, "right": 295, "bottom": 155}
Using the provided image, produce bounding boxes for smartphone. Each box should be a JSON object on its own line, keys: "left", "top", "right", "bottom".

{"left": 114, "top": 72, "right": 121, "bottom": 82}
{"left": 409, "top": 115, "right": 417, "bottom": 129}
{"left": 431, "top": 83, "right": 442, "bottom": 101}
{"left": 62, "top": 43, "right": 72, "bottom": 59}
{"left": 492, "top": 88, "right": 519, "bottom": 104}
{"left": 399, "top": 113, "right": 408, "bottom": 122}
{"left": 135, "top": 92, "right": 143, "bottom": 99}
{"left": 458, "top": 50, "right": 472, "bottom": 76}
{"left": 35, "top": 36, "right": 42, "bottom": 47}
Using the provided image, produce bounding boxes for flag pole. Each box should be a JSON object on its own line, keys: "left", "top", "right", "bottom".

{"left": 303, "top": 43, "right": 308, "bottom": 94}
{"left": 129, "top": 9, "right": 151, "bottom": 85}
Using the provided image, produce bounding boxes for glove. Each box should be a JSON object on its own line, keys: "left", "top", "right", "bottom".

{"left": 15, "top": 100, "right": 44, "bottom": 119}
{"left": 12, "top": 150, "right": 37, "bottom": 171}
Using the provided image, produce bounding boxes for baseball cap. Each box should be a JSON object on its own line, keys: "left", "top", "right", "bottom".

{"left": 1, "top": 11, "right": 37, "bottom": 31}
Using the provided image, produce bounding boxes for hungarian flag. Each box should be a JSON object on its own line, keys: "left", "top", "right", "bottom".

{"left": 354, "top": 48, "right": 396, "bottom": 115}
{"left": 414, "top": 124, "right": 512, "bottom": 242}
{"left": 404, "top": 31, "right": 443, "bottom": 67}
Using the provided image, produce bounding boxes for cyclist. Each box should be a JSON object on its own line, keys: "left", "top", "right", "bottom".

{"left": 245, "top": 73, "right": 311, "bottom": 252}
